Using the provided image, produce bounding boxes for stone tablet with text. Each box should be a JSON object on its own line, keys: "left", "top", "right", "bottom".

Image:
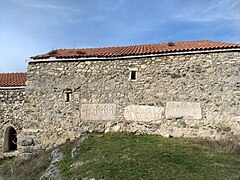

{"left": 81, "top": 104, "right": 116, "bottom": 121}
{"left": 124, "top": 105, "right": 164, "bottom": 122}
{"left": 165, "top": 101, "right": 202, "bottom": 119}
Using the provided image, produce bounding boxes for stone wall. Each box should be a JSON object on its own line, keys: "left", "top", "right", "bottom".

{"left": 0, "top": 88, "right": 25, "bottom": 157}
{"left": 24, "top": 51, "right": 240, "bottom": 150}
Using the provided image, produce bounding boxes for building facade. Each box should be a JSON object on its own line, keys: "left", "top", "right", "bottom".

{"left": 0, "top": 40, "right": 240, "bottom": 158}
{"left": 0, "top": 73, "right": 26, "bottom": 157}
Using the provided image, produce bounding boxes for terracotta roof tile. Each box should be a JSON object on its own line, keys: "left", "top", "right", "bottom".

{"left": 31, "top": 40, "right": 240, "bottom": 60}
{"left": 0, "top": 73, "right": 27, "bottom": 87}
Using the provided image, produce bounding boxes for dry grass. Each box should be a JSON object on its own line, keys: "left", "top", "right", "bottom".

{"left": 0, "top": 150, "right": 51, "bottom": 180}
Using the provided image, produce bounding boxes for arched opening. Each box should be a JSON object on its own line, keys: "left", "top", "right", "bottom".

{"left": 3, "top": 126, "right": 17, "bottom": 152}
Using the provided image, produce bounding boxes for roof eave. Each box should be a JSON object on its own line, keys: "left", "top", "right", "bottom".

{"left": 0, "top": 86, "right": 26, "bottom": 90}
{"left": 28, "top": 48, "right": 240, "bottom": 63}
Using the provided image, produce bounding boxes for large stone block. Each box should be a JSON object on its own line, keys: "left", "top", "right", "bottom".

{"left": 124, "top": 105, "right": 164, "bottom": 122}
{"left": 22, "top": 138, "right": 34, "bottom": 146}
{"left": 165, "top": 101, "right": 202, "bottom": 120}
{"left": 81, "top": 104, "right": 116, "bottom": 121}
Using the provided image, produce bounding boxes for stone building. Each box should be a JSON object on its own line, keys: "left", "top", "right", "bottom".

{"left": 0, "top": 40, "right": 240, "bottom": 157}
{"left": 0, "top": 73, "right": 26, "bottom": 157}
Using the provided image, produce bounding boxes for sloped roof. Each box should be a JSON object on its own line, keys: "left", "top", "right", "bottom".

{"left": 31, "top": 40, "right": 240, "bottom": 60}
{"left": 0, "top": 73, "right": 27, "bottom": 87}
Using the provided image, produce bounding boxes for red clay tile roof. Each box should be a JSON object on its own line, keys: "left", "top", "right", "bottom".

{"left": 32, "top": 40, "right": 240, "bottom": 60}
{"left": 0, "top": 73, "right": 27, "bottom": 87}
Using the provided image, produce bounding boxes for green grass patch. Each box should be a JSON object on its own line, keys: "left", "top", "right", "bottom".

{"left": 58, "top": 133, "right": 240, "bottom": 180}
{"left": 0, "top": 133, "right": 240, "bottom": 179}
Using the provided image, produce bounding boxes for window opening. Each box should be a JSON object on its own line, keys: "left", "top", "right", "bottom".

{"left": 4, "top": 126, "right": 17, "bottom": 152}
{"left": 64, "top": 89, "right": 72, "bottom": 102}
{"left": 65, "top": 92, "right": 71, "bottom": 102}
{"left": 129, "top": 68, "right": 138, "bottom": 81}
{"left": 130, "top": 71, "right": 137, "bottom": 80}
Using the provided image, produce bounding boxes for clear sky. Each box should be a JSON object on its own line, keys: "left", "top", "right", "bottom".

{"left": 0, "top": 0, "right": 240, "bottom": 72}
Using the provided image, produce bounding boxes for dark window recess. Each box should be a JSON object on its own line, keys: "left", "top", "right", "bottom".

{"left": 65, "top": 92, "right": 71, "bottom": 102}
{"left": 64, "top": 89, "right": 72, "bottom": 102}
{"left": 130, "top": 71, "right": 137, "bottom": 80}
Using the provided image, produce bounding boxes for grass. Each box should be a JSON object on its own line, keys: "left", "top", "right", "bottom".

{"left": 58, "top": 133, "right": 240, "bottom": 180}
{"left": 0, "top": 149, "right": 51, "bottom": 180}
{"left": 0, "top": 133, "right": 240, "bottom": 179}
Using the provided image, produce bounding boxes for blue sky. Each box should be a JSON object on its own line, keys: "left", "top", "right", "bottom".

{"left": 0, "top": 0, "right": 240, "bottom": 72}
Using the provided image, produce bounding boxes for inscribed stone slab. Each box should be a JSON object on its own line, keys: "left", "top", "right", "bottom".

{"left": 124, "top": 105, "right": 164, "bottom": 122}
{"left": 81, "top": 104, "right": 116, "bottom": 121}
{"left": 165, "top": 101, "right": 202, "bottom": 119}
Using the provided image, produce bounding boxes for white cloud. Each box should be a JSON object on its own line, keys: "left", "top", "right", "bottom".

{"left": 10, "top": 0, "right": 77, "bottom": 12}
{"left": 1, "top": 0, "right": 240, "bottom": 72}
{"left": 174, "top": 0, "right": 240, "bottom": 22}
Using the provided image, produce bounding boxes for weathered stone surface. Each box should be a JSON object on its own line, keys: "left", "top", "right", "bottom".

{"left": 22, "top": 145, "right": 38, "bottom": 154}
{"left": 22, "top": 138, "right": 34, "bottom": 146}
{"left": 81, "top": 104, "right": 116, "bottom": 121}
{"left": 51, "top": 149, "right": 64, "bottom": 164}
{"left": 1, "top": 50, "right": 240, "bottom": 157}
{"left": 23, "top": 51, "right": 239, "bottom": 149}
{"left": 40, "top": 148, "right": 63, "bottom": 180}
{"left": 0, "top": 88, "right": 25, "bottom": 158}
{"left": 124, "top": 105, "right": 164, "bottom": 122}
{"left": 165, "top": 101, "right": 202, "bottom": 120}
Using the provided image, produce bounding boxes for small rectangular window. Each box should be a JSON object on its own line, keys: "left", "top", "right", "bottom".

{"left": 129, "top": 68, "right": 138, "bottom": 81}
{"left": 64, "top": 89, "right": 72, "bottom": 102}
{"left": 130, "top": 71, "right": 136, "bottom": 80}
{"left": 65, "top": 92, "right": 71, "bottom": 102}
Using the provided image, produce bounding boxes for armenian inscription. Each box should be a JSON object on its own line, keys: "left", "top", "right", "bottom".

{"left": 81, "top": 104, "right": 116, "bottom": 121}
{"left": 124, "top": 105, "right": 164, "bottom": 122}
{"left": 165, "top": 101, "right": 202, "bottom": 119}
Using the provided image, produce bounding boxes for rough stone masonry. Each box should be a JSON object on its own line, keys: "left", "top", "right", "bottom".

{"left": 0, "top": 40, "right": 240, "bottom": 158}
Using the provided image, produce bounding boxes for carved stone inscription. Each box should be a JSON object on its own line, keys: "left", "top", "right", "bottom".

{"left": 165, "top": 101, "right": 202, "bottom": 119}
{"left": 124, "top": 105, "right": 164, "bottom": 122}
{"left": 81, "top": 104, "right": 116, "bottom": 121}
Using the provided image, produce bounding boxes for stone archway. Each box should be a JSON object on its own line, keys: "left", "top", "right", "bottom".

{"left": 3, "top": 126, "right": 17, "bottom": 152}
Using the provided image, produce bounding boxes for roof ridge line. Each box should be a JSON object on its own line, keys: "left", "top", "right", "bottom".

{"left": 31, "top": 40, "right": 240, "bottom": 60}
{"left": 55, "top": 40, "right": 215, "bottom": 51}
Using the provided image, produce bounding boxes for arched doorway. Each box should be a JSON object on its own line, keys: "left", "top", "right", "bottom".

{"left": 3, "top": 126, "right": 17, "bottom": 152}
